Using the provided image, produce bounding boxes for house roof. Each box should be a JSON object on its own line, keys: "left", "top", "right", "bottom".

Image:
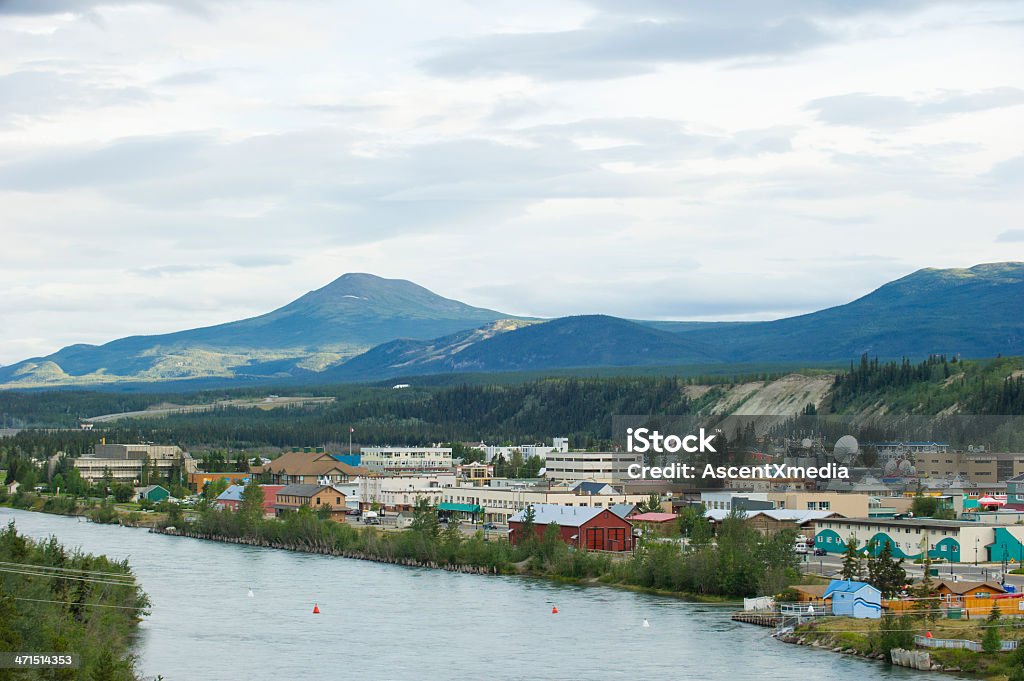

{"left": 277, "top": 483, "right": 340, "bottom": 498}
{"left": 609, "top": 503, "right": 636, "bottom": 519}
{"left": 262, "top": 451, "right": 371, "bottom": 478}
{"left": 570, "top": 481, "right": 617, "bottom": 495}
{"left": 935, "top": 580, "right": 1006, "bottom": 595}
{"left": 216, "top": 485, "right": 245, "bottom": 502}
{"left": 509, "top": 504, "right": 611, "bottom": 527}
{"left": 630, "top": 512, "right": 678, "bottom": 523}
{"left": 824, "top": 580, "right": 879, "bottom": 598}
{"left": 705, "top": 508, "right": 840, "bottom": 523}
{"left": 140, "top": 484, "right": 167, "bottom": 494}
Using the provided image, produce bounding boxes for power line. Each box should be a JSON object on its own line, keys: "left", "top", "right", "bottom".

{"left": 11, "top": 596, "right": 148, "bottom": 611}
{"left": 0, "top": 566, "right": 137, "bottom": 587}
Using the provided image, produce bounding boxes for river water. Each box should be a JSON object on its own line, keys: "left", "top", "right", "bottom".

{"left": 1, "top": 507, "right": 960, "bottom": 681}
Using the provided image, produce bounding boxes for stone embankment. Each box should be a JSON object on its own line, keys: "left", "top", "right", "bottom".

{"left": 774, "top": 632, "right": 951, "bottom": 673}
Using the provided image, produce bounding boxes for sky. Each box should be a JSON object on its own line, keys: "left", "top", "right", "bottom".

{"left": 0, "top": 0, "right": 1023, "bottom": 365}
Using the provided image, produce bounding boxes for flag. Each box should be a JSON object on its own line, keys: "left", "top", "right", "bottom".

{"left": 350, "top": 427, "right": 355, "bottom": 433}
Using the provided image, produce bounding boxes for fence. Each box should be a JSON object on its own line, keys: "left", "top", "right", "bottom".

{"left": 914, "top": 635, "right": 1019, "bottom": 652}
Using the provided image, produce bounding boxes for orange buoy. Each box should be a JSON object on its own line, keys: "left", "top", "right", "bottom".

{"left": 925, "top": 631, "right": 932, "bottom": 638}
{"left": 313, "top": 604, "right": 320, "bottom": 614}
{"left": 551, "top": 606, "right": 558, "bottom": 614}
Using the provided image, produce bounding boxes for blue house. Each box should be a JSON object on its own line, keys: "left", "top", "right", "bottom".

{"left": 824, "top": 580, "right": 882, "bottom": 619}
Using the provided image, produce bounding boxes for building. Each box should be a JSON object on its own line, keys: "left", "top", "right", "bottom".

{"left": 508, "top": 504, "right": 634, "bottom": 551}
{"left": 359, "top": 447, "right": 454, "bottom": 474}
{"left": 701, "top": 491, "right": 773, "bottom": 512}
{"left": 477, "top": 438, "right": 569, "bottom": 463}
{"left": 441, "top": 486, "right": 652, "bottom": 525}
{"left": 456, "top": 462, "right": 494, "bottom": 486}
{"left": 72, "top": 443, "right": 198, "bottom": 484}
{"left": 767, "top": 492, "right": 870, "bottom": 518}
{"left": 274, "top": 484, "right": 348, "bottom": 521}
{"left": 824, "top": 580, "right": 882, "bottom": 619}
{"left": 215, "top": 484, "right": 283, "bottom": 517}
{"left": 630, "top": 512, "right": 679, "bottom": 535}
{"left": 935, "top": 580, "right": 1006, "bottom": 599}
{"left": 916, "top": 451, "right": 1024, "bottom": 483}
{"left": 257, "top": 450, "right": 371, "bottom": 486}
{"left": 358, "top": 474, "right": 456, "bottom": 512}
{"left": 813, "top": 517, "right": 1024, "bottom": 563}
{"left": 706, "top": 508, "right": 841, "bottom": 536}
{"left": 188, "top": 471, "right": 250, "bottom": 494}
{"left": 137, "top": 485, "right": 170, "bottom": 503}
{"left": 544, "top": 450, "right": 643, "bottom": 485}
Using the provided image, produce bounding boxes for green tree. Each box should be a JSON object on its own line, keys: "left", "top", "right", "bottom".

{"left": 111, "top": 484, "right": 133, "bottom": 503}
{"left": 239, "top": 480, "right": 265, "bottom": 527}
{"left": 912, "top": 555, "right": 942, "bottom": 622}
{"left": 874, "top": 613, "right": 915, "bottom": 662}
{"left": 410, "top": 497, "right": 440, "bottom": 538}
{"left": 638, "top": 493, "right": 662, "bottom": 514}
{"left": 518, "top": 504, "right": 537, "bottom": 548}
{"left": 841, "top": 537, "right": 864, "bottom": 581}
{"left": 870, "top": 540, "right": 907, "bottom": 598}
{"left": 982, "top": 601, "right": 1003, "bottom": 653}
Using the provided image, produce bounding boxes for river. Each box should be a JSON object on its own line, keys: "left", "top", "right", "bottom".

{"left": 1, "top": 507, "right": 960, "bottom": 681}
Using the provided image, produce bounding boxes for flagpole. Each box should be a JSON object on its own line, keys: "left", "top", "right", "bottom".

{"left": 349, "top": 427, "right": 353, "bottom": 456}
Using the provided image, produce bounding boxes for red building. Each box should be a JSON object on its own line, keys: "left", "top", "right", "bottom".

{"left": 215, "top": 484, "right": 283, "bottom": 518}
{"left": 508, "top": 504, "right": 634, "bottom": 552}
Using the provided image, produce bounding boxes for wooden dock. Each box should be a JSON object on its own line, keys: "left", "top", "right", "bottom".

{"left": 731, "top": 611, "right": 783, "bottom": 627}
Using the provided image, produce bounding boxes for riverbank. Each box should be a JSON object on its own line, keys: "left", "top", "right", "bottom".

{"left": 778, "top": 616, "right": 1024, "bottom": 678}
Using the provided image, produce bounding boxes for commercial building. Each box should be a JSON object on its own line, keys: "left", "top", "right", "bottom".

{"left": 477, "top": 438, "right": 569, "bottom": 463}
{"left": 767, "top": 492, "right": 869, "bottom": 518}
{"left": 812, "top": 517, "right": 1024, "bottom": 563}
{"left": 508, "top": 504, "right": 634, "bottom": 552}
{"left": 72, "top": 443, "right": 198, "bottom": 484}
{"left": 358, "top": 474, "right": 456, "bottom": 512}
{"left": 360, "top": 447, "right": 454, "bottom": 474}
{"left": 256, "top": 450, "right": 371, "bottom": 486}
{"left": 187, "top": 471, "right": 250, "bottom": 494}
{"left": 274, "top": 484, "right": 348, "bottom": 521}
{"left": 441, "top": 486, "right": 651, "bottom": 524}
{"left": 544, "top": 450, "right": 643, "bottom": 485}
{"left": 706, "top": 508, "right": 841, "bottom": 536}
{"left": 916, "top": 450, "right": 1024, "bottom": 483}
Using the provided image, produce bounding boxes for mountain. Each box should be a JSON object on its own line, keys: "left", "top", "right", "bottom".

{"left": 0, "top": 273, "right": 510, "bottom": 388}
{"left": 330, "top": 315, "right": 719, "bottom": 380}
{"left": 2, "top": 262, "right": 1022, "bottom": 389}
{"left": 672, "top": 262, "right": 1024, "bottom": 361}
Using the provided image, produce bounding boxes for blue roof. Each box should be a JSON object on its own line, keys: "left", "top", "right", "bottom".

{"left": 216, "top": 485, "right": 245, "bottom": 502}
{"left": 824, "top": 580, "right": 879, "bottom": 597}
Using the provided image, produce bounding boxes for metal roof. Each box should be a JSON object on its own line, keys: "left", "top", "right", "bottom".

{"left": 215, "top": 485, "right": 245, "bottom": 502}
{"left": 509, "top": 504, "right": 608, "bottom": 527}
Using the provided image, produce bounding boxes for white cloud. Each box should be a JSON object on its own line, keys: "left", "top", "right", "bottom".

{"left": 0, "top": 0, "right": 1023, "bottom": 364}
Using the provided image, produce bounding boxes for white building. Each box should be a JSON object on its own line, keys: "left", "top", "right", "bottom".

{"left": 544, "top": 450, "right": 643, "bottom": 485}
{"left": 477, "top": 437, "right": 569, "bottom": 463}
{"left": 441, "top": 485, "right": 651, "bottom": 524}
{"left": 359, "top": 447, "right": 454, "bottom": 473}
{"left": 358, "top": 474, "right": 456, "bottom": 511}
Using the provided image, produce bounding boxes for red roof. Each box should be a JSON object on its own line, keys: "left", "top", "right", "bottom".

{"left": 630, "top": 512, "right": 679, "bottom": 523}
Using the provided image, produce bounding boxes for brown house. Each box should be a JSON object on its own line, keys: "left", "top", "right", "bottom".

{"left": 258, "top": 450, "right": 372, "bottom": 486}
{"left": 274, "top": 484, "right": 348, "bottom": 521}
{"left": 935, "top": 580, "right": 1006, "bottom": 599}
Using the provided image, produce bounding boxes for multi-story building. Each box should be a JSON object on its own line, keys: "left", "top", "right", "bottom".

{"left": 544, "top": 450, "right": 643, "bottom": 485}
{"left": 273, "top": 484, "right": 348, "bottom": 521}
{"left": 72, "top": 443, "right": 198, "bottom": 484}
{"left": 359, "top": 446, "right": 453, "bottom": 473}
{"left": 916, "top": 451, "right": 1024, "bottom": 483}
{"left": 440, "top": 485, "right": 651, "bottom": 524}
{"left": 256, "top": 449, "right": 370, "bottom": 486}
{"left": 358, "top": 474, "right": 456, "bottom": 512}
{"left": 767, "top": 492, "right": 870, "bottom": 517}
{"left": 813, "top": 517, "right": 1024, "bottom": 563}
{"left": 476, "top": 437, "right": 569, "bottom": 463}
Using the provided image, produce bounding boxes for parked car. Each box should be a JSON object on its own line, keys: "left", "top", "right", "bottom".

{"left": 483, "top": 522, "right": 498, "bottom": 530}
{"left": 813, "top": 548, "right": 827, "bottom": 556}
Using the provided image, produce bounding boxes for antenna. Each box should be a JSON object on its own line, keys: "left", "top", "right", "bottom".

{"left": 833, "top": 435, "right": 859, "bottom": 465}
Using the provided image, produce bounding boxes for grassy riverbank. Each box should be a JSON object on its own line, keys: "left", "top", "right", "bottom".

{"left": 0, "top": 521, "right": 150, "bottom": 681}
{"left": 790, "top": 615, "right": 1024, "bottom": 678}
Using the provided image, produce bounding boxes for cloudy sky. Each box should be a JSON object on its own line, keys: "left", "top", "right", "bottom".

{"left": 1, "top": 0, "right": 1023, "bottom": 364}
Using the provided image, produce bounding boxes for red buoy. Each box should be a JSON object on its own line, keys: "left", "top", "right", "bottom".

{"left": 313, "top": 604, "right": 320, "bottom": 614}
{"left": 925, "top": 631, "right": 932, "bottom": 638}
{"left": 551, "top": 606, "right": 558, "bottom": 614}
